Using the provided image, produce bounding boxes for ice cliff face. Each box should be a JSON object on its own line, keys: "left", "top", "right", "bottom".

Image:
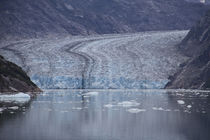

{"left": 0, "top": 31, "right": 188, "bottom": 89}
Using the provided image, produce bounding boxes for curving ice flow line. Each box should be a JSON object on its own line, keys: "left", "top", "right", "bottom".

{"left": 64, "top": 40, "right": 97, "bottom": 89}
{"left": 0, "top": 31, "right": 189, "bottom": 89}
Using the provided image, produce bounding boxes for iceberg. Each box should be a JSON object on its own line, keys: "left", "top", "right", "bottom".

{"left": 0, "top": 93, "right": 31, "bottom": 104}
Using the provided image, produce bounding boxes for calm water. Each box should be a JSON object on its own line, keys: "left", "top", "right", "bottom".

{"left": 0, "top": 89, "right": 210, "bottom": 140}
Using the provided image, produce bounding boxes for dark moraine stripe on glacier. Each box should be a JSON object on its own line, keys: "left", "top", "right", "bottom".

{"left": 0, "top": 31, "right": 188, "bottom": 89}
{"left": 64, "top": 40, "right": 97, "bottom": 89}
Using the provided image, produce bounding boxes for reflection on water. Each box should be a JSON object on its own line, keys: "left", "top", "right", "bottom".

{"left": 0, "top": 90, "right": 210, "bottom": 140}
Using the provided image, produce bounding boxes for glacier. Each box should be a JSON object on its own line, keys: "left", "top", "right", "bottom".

{"left": 0, "top": 31, "right": 188, "bottom": 89}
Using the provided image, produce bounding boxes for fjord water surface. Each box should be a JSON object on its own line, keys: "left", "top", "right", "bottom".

{"left": 0, "top": 31, "right": 209, "bottom": 140}
{"left": 0, "top": 89, "right": 209, "bottom": 140}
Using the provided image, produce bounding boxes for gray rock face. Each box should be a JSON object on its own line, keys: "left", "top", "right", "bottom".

{"left": 0, "top": 55, "right": 41, "bottom": 93}
{"left": 165, "top": 10, "right": 210, "bottom": 89}
{"left": 0, "top": 0, "right": 208, "bottom": 39}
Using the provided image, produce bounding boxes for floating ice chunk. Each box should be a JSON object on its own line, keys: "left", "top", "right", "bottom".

{"left": 60, "top": 110, "right": 69, "bottom": 113}
{"left": 104, "top": 104, "right": 114, "bottom": 108}
{"left": 41, "top": 94, "right": 49, "bottom": 97}
{"left": 84, "top": 92, "right": 99, "bottom": 96}
{"left": 152, "top": 107, "right": 157, "bottom": 110}
{"left": 176, "top": 93, "right": 184, "bottom": 96}
{"left": 152, "top": 107, "right": 171, "bottom": 112}
{"left": 200, "top": 94, "right": 209, "bottom": 98}
{"left": 184, "top": 110, "right": 191, "bottom": 113}
{"left": 152, "top": 107, "right": 164, "bottom": 111}
{"left": 118, "top": 101, "right": 140, "bottom": 107}
{"left": 202, "top": 111, "right": 206, "bottom": 114}
{"left": 8, "top": 106, "right": 19, "bottom": 110}
{"left": 187, "top": 105, "right": 192, "bottom": 108}
{"left": 83, "top": 95, "right": 90, "bottom": 98}
{"left": 72, "top": 107, "right": 82, "bottom": 110}
{"left": 0, "top": 108, "right": 4, "bottom": 112}
{"left": 177, "top": 100, "right": 185, "bottom": 105}
{"left": 0, "top": 93, "right": 31, "bottom": 103}
{"left": 127, "top": 108, "right": 146, "bottom": 113}
{"left": 195, "top": 92, "right": 200, "bottom": 96}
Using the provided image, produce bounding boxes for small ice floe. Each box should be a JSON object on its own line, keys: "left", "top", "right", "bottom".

{"left": 164, "top": 109, "right": 171, "bottom": 112}
{"left": 200, "top": 94, "right": 209, "bottom": 98}
{"left": 72, "top": 107, "right": 82, "bottom": 110}
{"left": 176, "top": 93, "right": 184, "bottom": 97}
{"left": 117, "top": 101, "right": 140, "bottom": 107}
{"left": 177, "top": 100, "right": 185, "bottom": 105}
{"left": 104, "top": 104, "right": 114, "bottom": 108}
{"left": 184, "top": 110, "right": 191, "bottom": 114}
{"left": 0, "top": 108, "right": 5, "bottom": 113}
{"left": 60, "top": 110, "right": 69, "bottom": 113}
{"left": 8, "top": 106, "right": 19, "bottom": 110}
{"left": 0, "top": 92, "right": 31, "bottom": 104}
{"left": 84, "top": 92, "right": 99, "bottom": 96}
{"left": 187, "top": 105, "right": 192, "bottom": 109}
{"left": 195, "top": 92, "right": 200, "bottom": 96}
{"left": 202, "top": 111, "right": 206, "bottom": 114}
{"left": 152, "top": 107, "right": 171, "bottom": 112}
{"left": 152, "top": 107, "right": 164, "bottom": 111}
{"left": 127, "top": 108, "right": 146, "bottom": 113}
{"left": 41, "top": 94, "right": 49, "bottom": 97}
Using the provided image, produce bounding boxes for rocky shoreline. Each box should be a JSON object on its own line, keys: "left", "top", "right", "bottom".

{"left": 0, "top": 55, "right": 41, "bottom": 93}
{"left": 165, "top": 10, "right": 210, "bottom": 89}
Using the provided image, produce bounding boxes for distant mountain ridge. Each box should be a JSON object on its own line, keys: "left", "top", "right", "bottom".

{"left": 0, "top": 0, "right": 208, "bottom": 39}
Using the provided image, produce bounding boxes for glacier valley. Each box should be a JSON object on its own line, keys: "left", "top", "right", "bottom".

{"left": 0, "top": 31, "right": 188, "bottom": 89}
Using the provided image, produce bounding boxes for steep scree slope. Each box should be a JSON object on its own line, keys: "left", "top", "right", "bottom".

{"left": 166, "top": 10, "right": 210, "bottom": 89}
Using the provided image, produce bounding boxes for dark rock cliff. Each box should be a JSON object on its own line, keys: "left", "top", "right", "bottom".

{"left": 0, "top": 55, "right": 41, "bottom": 93}
{"left": 0, "top": 0, "right": 208, "bottom": 40}
{"left": 166, "top": 10, "right": 210, "bottom": 89}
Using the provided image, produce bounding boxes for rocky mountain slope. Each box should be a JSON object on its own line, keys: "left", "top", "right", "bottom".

{"left": 0, "top": 0, "right": 208, "bottom": 39}
{"left": 0, "top": 55, "right": 41, "bottom": 93}
{"left": 166, "top": 10, "right": 210, "bottom": 89}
